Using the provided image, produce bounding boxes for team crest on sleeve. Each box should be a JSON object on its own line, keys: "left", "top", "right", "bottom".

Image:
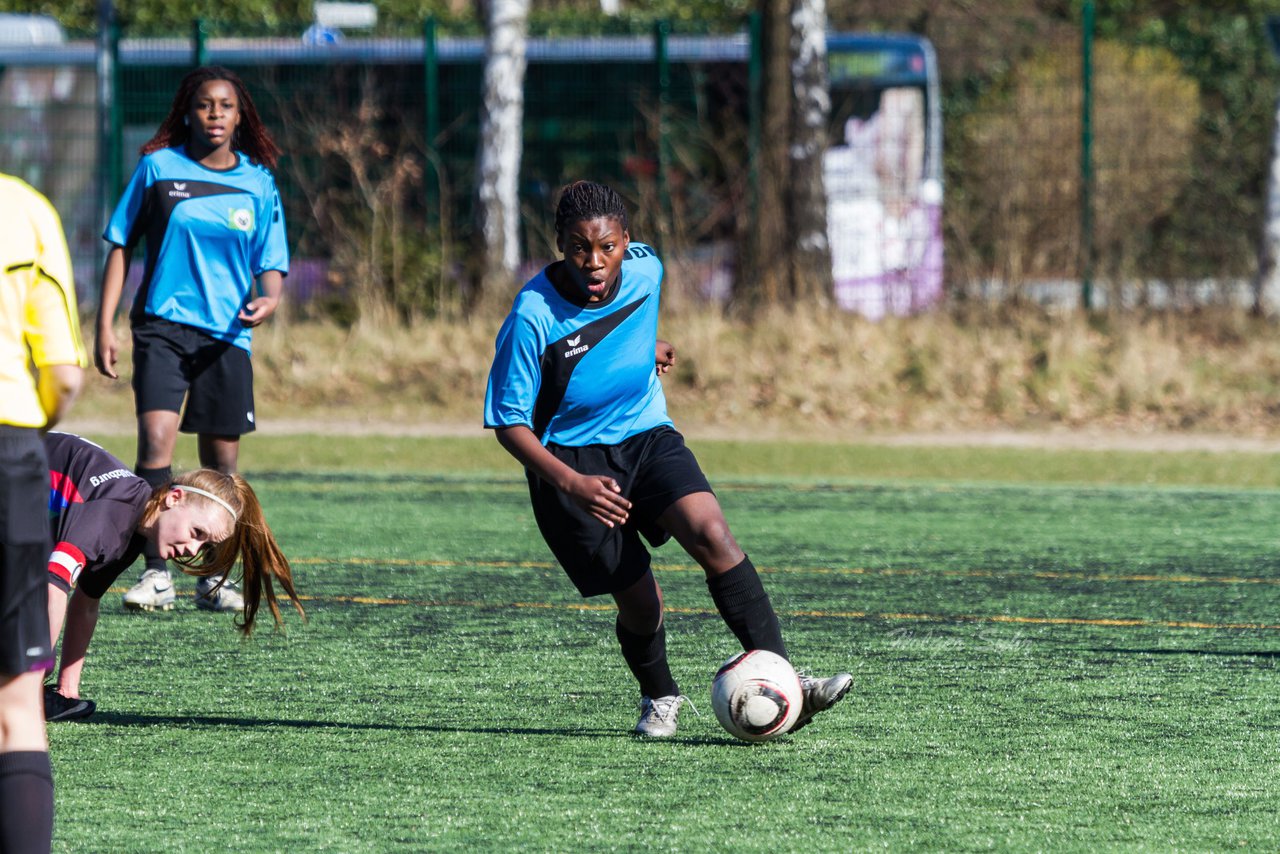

{"left": 229, "top": 208, "right": 255, "bottom": 231}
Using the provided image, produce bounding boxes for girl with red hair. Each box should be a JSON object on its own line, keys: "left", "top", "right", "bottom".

{"left": 41, "top": 432, "right": 303, "bottom": 722}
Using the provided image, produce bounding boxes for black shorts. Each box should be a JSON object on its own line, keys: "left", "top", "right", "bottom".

{"left": 528, "top": 425, "right": 712, "bottom": 598}
{"left": 0, "top": 426, "right": 54, "bottom": 675}
{"left": 133, "top": 316, "right": 256, "bottom": 436}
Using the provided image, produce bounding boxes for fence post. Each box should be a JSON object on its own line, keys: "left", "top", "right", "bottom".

{"left": 96, "top": 2, "right": 121, "bottom": 299}
{"left": 110, "top": 19, "right": 122, "bottom": 195}
{"left": 748, "top": 11, "right": 762, "bottom": 254}
{"left": 653, "top": 19, "right": 671, "bottom": 255}
{"left": 423, "top": 16, "right": 439, "bottom": 227}
{"left": 1080, "top": 0, "right": 1095, "bottom": 310}
{"left": 193, "top": 18, "right": 207, "bottom": 67}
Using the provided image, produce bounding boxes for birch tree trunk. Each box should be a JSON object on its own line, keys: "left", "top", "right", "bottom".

{"left": 1256, "top": 92, "right": 1280, "bottom": 315}
{"left": 474, "top": 0, "right": 530, "bottom": 301}
{"left": 788, "top": 0, "right": 832, "bottom": 303}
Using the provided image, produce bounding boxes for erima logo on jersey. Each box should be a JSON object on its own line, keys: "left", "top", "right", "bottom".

{"left": 174, "top": 182, "right": 186, "bottom": 190}
{"left": 168, "top": 186, "right": 191, "bottom": 198}
{"left": 564, "top": 340, "right": 589, "bottom": 358}
{"left": 229, "top": 208, "right": 254, "bottom": 231}
{"left": 89, "top": 468, "right": 133, "bottom": 488}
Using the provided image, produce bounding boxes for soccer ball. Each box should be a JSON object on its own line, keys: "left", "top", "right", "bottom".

{"left": 711, "top": 649, "right": 803, "bottom": 742}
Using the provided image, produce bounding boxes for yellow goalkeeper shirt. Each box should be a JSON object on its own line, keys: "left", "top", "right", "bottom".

{"left": 0, "top": 174, "right": 87, "bottom": 427}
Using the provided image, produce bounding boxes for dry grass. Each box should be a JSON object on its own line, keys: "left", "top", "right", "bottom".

{"left": 656, "top": 305, "right": 1280, "bottom": 438}
{"left": 69, "top": 306, "right": 1280, "bottom": 439}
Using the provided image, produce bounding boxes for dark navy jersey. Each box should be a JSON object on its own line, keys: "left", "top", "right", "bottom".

{"left": 104, "top": 147, "right": 289, "bottom": 353}
{"left": 44, "top": 432, "right": 151, "bottom": 593}
{"left": 484, "top": 242, "right": 672, "bottom": 446}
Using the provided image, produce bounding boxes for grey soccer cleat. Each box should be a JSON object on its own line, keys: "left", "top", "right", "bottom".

{"left": 634, "top": 694, "right": 691, "bottom": 738}
{"left": 122, "top": 568, "right": 175, "bottom": 612}
{"left": 195, "top": 576, "right": 245, "bottom": 613}
{"left": 790, "top": 672, "right": 853, "bottom": 733}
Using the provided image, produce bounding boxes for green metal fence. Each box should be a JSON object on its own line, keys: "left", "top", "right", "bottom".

{"left": 0, "top": 8, "right": 1268, "bottom": 315}
{"left": 2, "top": 17, "right": 767, "bottom": 314}
{"left": 938, "top": 1, "right": 1265, "bottom": 309}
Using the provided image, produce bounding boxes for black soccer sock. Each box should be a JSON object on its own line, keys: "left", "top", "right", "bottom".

{"left": 706, "top": 555, "right": 788, "bottom": 659}
{"left": 135, "top": 465, "right": 173, "bottom": 572}
{"left": 0, "top": 751, "right": 54, "bottom": 854}
{"left": 615, "top": 619, "right": 680, "bottom": 699}
{"left": 134, "top": 464, "right": 172, "bottom": 490}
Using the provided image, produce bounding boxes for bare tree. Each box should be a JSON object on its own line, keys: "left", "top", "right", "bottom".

{"left": 474, "top": 0, "right": 530, "bottom": 302}
{"left": 750, "top": 0, "right": 792, "bottom": 304}
{"left": 746, "top": 0, "right": 833, "bottom": 306}
{"left": 1257, "top": 92, "right": 1280, "bottom": 315}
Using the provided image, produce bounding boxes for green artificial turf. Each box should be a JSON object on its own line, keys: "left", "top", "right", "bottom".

{"left": 78, "top": 431, "right": 1280, "bottom": 489}
{"left": 47, "top": 436, "right": 1280, "bottom": 851}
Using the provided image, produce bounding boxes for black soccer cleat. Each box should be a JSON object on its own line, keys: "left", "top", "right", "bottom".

{"left": 43, "top": 685, "right": 96, "bottom": 722}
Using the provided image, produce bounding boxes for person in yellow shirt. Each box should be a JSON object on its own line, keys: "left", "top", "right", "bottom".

{"left": 0, "top": 173, "right": 86, "bottom": 854}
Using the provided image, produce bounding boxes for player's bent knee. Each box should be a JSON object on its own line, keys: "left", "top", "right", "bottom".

{"left": 687, "top": 519, "right": 740, "bottom": 564}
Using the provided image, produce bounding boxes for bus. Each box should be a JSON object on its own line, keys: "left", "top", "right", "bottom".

{"left": 824, "top": 33, "right": 943, "bottom": 318}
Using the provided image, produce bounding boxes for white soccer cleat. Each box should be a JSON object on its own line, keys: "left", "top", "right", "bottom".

{"left": 195, "top": 576, "right": 245, "bottom": 613}
{"left": 634, "top": 694, "right": 690, "bottom": 738}
{"left": 790, "top": 672, "right": 853, "bottom": 733}
{"left": 122, "top": 568, "right": 176, "bottom": 612}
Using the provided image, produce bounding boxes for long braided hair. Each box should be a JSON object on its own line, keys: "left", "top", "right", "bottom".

{"left": 140, "top": 65, "right": 282, "bottom": 168}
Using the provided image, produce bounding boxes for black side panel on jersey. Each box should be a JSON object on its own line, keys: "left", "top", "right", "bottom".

{"left": 129, "top": 180, "right": 244, "bottom": 323}
{"left": 531, "top": 295, "right": 649, "bottom": 440}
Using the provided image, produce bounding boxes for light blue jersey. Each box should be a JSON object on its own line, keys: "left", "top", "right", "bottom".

{"left": 104, "top": 147, "right": 288, "bottom": 352}
{"left": 484, "top": 243, "right": 673, "bottom": 447}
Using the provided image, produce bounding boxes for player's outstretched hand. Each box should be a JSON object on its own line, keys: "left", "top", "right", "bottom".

{"left": 656, "top": 339, "right": 676, "bottom": 376}
{"left": 568, "top": 474, "right": 632, "bottom": 528}
{"left": 238, "top": 295, "right": 280, "bottom": 327}
{"left": 94, "top": 328, "right": 119, "bottom": 379}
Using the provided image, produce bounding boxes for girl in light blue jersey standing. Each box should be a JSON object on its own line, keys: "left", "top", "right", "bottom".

{"left": 94, "top": 66, "right": 289, "bottom": 615}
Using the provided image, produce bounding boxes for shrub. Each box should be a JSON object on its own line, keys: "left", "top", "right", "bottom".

{"left": 950, "top": 40, "right": 1198, "bottom": 297}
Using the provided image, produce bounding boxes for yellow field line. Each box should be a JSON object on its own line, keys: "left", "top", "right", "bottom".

{"left": 261, "top": 593, "right": 1280, "bottom": 632}
{"left": 290, "top": 556, "right": 1280, "bottom": 587}
{"left": 113, "top": 580, "right": 1279, "bottom": 631}
{"left": 164, "top": 557, "right": 1280, "bottom": 631}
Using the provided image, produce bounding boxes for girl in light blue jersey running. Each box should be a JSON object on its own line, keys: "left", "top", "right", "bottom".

{"left": 485, "top": 181, "right": 852, "bottom": 738}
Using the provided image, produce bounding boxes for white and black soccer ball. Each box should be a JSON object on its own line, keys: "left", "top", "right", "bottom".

{"left": 711, "top": 649, "right": 803, "bottom": 742}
